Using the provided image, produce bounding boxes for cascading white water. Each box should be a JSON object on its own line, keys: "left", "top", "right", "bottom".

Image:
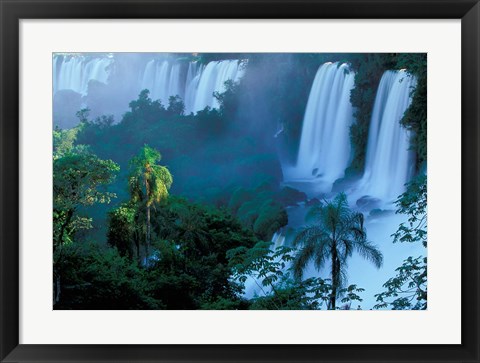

{"left": 356, "top": 70, "right": 417, "bottom": 202}
{"left": 140, "top": 59, "right": 244, "bottom": 113}
{"left": 53, "top": 54, "right": 245, "bottom": 117}
{"left": 284, "top": 63, "right": 355, "bottom": 188}
{"left": 141, "top": 60, "right": 185, "bottom": 106}
{"left": 184, "top": 62, "right": 205, "bottom": 114}
{"left": 271, "top": 230, "right": 286, "bottom": 249}
{"left": 53, "top": 55, "right": 113, "bottom": 95}
{"left": 53, "top": 54, "right": 244, "bottom": 113}
{"left": 191, "top": 60, "right": 245, "bottom": 113}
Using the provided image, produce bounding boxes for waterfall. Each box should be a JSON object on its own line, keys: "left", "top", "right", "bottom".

{"left": 140, "top": 60, "right": 184, "bottom": 106}
{"left": 53, "top": 54, "right": 245, "bottom": 118}
{"left": 357, "top": 70, "right": 417, "bottom": 202}
{"left": 53, "top": 55, "right": 113, "bottom": 95}
{"left": 139, "top": 59, "right": 244, "bottom": 113}
{"left": 190, "top": 60, "right": 245, "bottom": 113}
{"left": 271, "top": 230, "right": 286, "bottom": 249}
{"left": 285, "top": 63, "right": 355, "bottom": 188}
{"left": 140, "top": 59, "right": 244, "bottom": 113}
{"left": 184, "top": 62, "right": 205, "bottom": 114}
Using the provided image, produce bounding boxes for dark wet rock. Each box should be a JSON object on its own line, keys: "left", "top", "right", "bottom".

{"left": 305, "top": 197, "right": 321, "bottom": 207}
{"left": 332, "top": 174, "right": 361, "bottom": 193}
{"left": 356, "top": 196, "right": 381, "bottom": 210}
{"left": 369, "top": 208, "right": 394, "bottom": 218}
{"left": 276, "top": 186, "right": 308, "bottom": 206}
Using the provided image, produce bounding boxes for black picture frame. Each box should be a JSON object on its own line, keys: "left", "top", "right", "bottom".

{"left": 1, "top": 1, "right": 479, "bottom": 362}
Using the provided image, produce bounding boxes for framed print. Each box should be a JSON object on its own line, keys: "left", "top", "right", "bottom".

{"left": 0, "top": 0, "right": 479, "bottom": 362}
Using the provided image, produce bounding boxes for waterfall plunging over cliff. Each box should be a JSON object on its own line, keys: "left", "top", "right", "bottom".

{"left": 284, "top": 62, "right": 355, "bottom": 191}
{"left": 190, "top": 60, "right": 245, "bottom": 113}
{"left": 356, "top": 70, "right": 417, "bottom": 202}
{"left": 140, "top": 60, "right": 184, "bottom": 106}
{"left": 141, "top": 59, "right": 244, "bottom": 113}
{"left": 53, "top": 54, "right": 245, "bottom": 118}
{"left": 53, "top": 55, "right": 113, "bottom": 95}
{"left": 184, "top": 62, "right": 204, "bottom": 113}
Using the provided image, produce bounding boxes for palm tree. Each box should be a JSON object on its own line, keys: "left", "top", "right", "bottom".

{"left": 129, "top": 145, "right": 173, "bottom": 262}
{"left": 293, "top": 193, "right": 383, "bottom": 309}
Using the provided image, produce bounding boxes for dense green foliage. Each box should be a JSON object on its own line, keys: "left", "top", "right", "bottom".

{"left": 229, "top": 242, "right": 365, "bottom": 310}
{"left": 59, "top": 193, "right": 262, "bottom": 309}
{"left": 227, "top": 184, "right": 307, "bottom": 241}
{"left": 145, "top": 197, "right": 256, "bottom": 309}
{"left": 55, "top": 243, "right": 160, "bottom": 309}
{"left": 53, "top": 126, "right": 120, "bottom": 304}
{"left": 53, "top": 114, "right": 372, "bottom": 310}
{"left": 77, "top": 88, "right": 282, "bottom": 206}
{"left": 53, "top": 125, "right": 119, "bottom": 248}
{"left": 397, "top": 54, "right": 428, "bottom": 166}
{"left": 107, "top": 204, "right": 137, "bottom": 259}
{"left": 56, "top": 152, "right": 260, "bottom": 308}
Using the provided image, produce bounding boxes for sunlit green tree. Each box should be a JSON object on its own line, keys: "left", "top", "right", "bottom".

{"left": 53, "top": 126, "right": 119, "bottom": 305}
{"left": 129, "top": 145, "right": 173, "bottom": 261}
{"left": 53, "top": 144, "right": 119, "bottom": 248}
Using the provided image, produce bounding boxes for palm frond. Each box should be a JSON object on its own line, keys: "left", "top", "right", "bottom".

{"left": 351, "top": 239, "right": 383, "bottom": 269}
{"left": 293, "top": 242, "right": 316, "bottom": 280}
{"left": 337, "top": 239, "right": 354, "bottom": 263}
{"left": 293, "top": 226, "right": 327, "bottom": 247}
{"left": 313, "top": 239, "right": 330, "bottom": 271}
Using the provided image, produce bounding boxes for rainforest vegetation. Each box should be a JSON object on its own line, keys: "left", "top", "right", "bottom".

{"left": 53, "top": 52, "right": 427, "bottom": 310}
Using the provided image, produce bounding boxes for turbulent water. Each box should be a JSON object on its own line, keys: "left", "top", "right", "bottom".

{"left": 355, "top": 70, "right": 417, "bottom": 203}
{"left": 283, "top": 62, "right": 355, "bottom": 192}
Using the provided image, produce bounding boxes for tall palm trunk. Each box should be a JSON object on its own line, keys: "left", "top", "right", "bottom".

{"left": 134, "top": 231, "right": 141, "bottom": 265}
{"left": 330, "top": 242, "right": 339, "bottom": 310}
{"left": 146, "top": 205, "right": 151, "bottom": 262}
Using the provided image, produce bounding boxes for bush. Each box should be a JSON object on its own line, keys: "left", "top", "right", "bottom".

{"left": 253, "top": 201, "right": 288, "bottom": 241}
{"left": 55, "top": 243, "right": 160, "bottom": 309}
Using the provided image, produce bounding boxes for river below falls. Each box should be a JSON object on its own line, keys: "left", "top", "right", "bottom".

{"left": 244, "top": 182, "right": 425, "bottom": 310}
